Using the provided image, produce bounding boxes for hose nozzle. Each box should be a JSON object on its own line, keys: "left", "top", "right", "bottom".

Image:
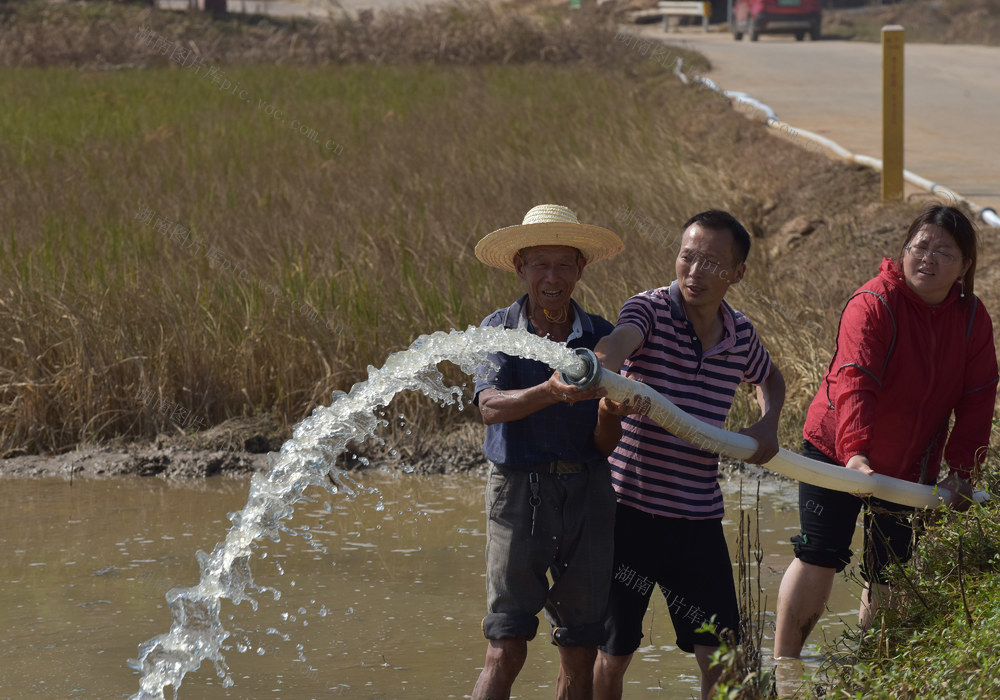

{"left": 559, "top": 348, "right": 602, "bottom": 391}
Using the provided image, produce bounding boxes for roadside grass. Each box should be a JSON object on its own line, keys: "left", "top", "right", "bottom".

{"left": 823, "top": 0, "right": 1000, "bottom": 45}
{"left": 0, "top": 0, "right": 639, "bottom": 68}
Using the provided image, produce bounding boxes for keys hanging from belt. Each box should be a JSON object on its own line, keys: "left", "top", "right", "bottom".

{"left": 528, "top": 472, "right": 541, "bottom": 536}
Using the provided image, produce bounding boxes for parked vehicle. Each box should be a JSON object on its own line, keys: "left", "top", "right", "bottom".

{"left": 731, "top": 0, "right": 822, "bottom": 41}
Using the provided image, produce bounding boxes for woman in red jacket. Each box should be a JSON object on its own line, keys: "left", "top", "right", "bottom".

{"left": 773, "top": 205, "right": 998, "bottom": 659}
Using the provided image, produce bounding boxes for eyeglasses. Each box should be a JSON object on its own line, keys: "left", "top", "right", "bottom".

{"left": 906, "top": 245, "right": 959, "bottom": 264}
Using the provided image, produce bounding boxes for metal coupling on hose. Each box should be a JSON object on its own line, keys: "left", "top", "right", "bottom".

{"left": 559, "top": 347, "right": 602, "bottom": 391}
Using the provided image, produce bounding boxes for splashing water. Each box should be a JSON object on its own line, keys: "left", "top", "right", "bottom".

{"left": 129, "top": 326, "right": 584, "bottom": 699}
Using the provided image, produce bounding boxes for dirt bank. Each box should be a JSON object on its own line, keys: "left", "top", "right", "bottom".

{"left": 0, "top": 416, "right": 491, "bottom": 478}
{"left": 1, "top": 416, "right": 773, "bottom": 482}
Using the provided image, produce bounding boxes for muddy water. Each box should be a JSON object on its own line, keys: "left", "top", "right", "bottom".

{"left": 1, "top": 471, "right": 864, "bottom": 698}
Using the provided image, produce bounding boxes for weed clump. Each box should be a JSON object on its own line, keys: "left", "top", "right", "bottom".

{"left": 811, "top": 451, "right": 1000, "bottom": 699}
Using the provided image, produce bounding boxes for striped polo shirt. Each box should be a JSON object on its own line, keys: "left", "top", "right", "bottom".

{"left": 609, "top": 282, "right": 772, "bottom": 519}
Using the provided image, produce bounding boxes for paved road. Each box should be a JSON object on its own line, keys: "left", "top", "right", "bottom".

{"left": 644, "top": 28, "right": 1000, "bottom": 216}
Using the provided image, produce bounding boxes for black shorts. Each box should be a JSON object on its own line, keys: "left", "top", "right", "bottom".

{"left": 791, "top": 440, "right": 915, "bottom": 585}
{"left": 601, "top": 503, "right": 740, "bottom": 656}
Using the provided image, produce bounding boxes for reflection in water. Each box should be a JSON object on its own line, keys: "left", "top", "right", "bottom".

{"left": 0, "top": 470, "right": 863, "bottom": 698}
{"left": 774, "top": 656, "right": 807, "bottom": 698}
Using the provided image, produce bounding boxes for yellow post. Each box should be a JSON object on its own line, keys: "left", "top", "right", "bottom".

{"left": 882, "top": 25, "right": 905, "bottom": 202}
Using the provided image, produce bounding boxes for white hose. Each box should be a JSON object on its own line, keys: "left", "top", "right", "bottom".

{"left": 568, "top": 360, "right": 988, "bottom": 509}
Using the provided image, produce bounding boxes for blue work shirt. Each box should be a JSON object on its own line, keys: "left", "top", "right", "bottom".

{"left": 473, "top": 294, "right": 615, "bottom": 471}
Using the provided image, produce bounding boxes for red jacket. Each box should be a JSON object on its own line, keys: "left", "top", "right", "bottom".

{"left": 804, "top": 258, "right": 998, "bottom": 483}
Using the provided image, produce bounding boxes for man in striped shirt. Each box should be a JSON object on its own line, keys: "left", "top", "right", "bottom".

{"left": 592, "top": 210, "right": 786, "bottom": 700}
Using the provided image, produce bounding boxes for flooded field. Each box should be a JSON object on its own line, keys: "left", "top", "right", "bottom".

{"left": 1, "top": 469, "right": 864, "bottom": 698}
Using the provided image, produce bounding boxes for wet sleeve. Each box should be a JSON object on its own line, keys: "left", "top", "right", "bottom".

{"left": 945, "top": 303, "right": 999, "bottom": 481}
{"left": 830, "top": 293, "right": 895, "bottom": 464}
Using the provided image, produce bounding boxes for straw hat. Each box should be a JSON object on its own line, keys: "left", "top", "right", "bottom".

{"left": 475, "top": 204, "right": 624, "bottom": 272}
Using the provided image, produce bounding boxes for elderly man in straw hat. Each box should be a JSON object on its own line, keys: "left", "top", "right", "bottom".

{"left": 471, "top": 204, "right": 634, "bottom": 700}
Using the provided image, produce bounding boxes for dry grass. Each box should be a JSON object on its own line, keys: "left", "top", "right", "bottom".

{"left": 0, "top": 0, "right": 634, "bottom": 67}
{"left": 0, "top": 1, "right": 980, "bottom": 456}
{"left": 823, "top": 0, "right": 1000, "bottom": 45}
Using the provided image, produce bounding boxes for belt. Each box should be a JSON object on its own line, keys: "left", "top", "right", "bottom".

{"left": 535, "top": 460, "right": 588, "bottom": 474}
